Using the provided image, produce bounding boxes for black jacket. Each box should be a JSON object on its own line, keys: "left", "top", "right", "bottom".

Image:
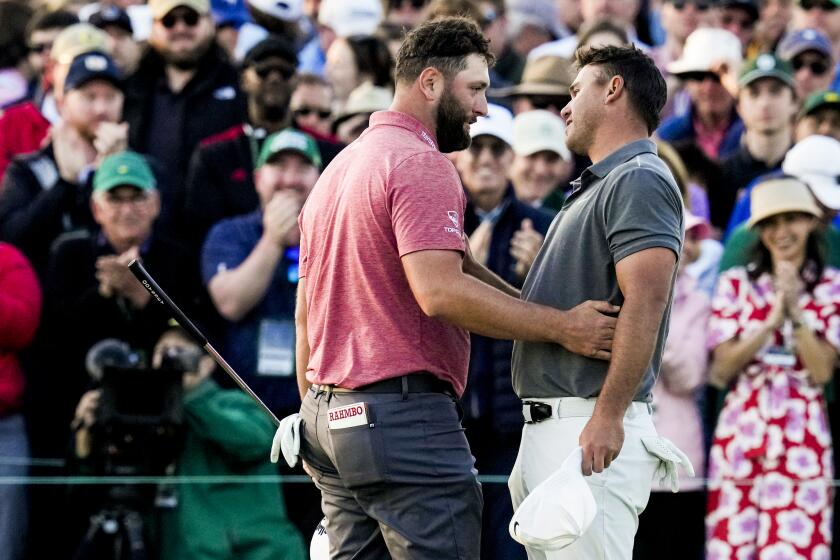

{"left": 0, "top": 145, "right": 96, "bottom": 276}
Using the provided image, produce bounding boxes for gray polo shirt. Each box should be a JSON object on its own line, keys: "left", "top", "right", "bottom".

{"left": 511, "top": 139, "right": 683, "bottom": 402}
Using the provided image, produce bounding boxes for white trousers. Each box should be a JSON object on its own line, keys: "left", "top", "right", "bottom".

{"left": 509, "top": 398, "right": 661, "bottom": 560}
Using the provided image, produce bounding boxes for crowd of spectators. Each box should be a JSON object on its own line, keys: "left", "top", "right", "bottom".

{"left": 2, "top": 0, "right": 840, "bottom": 558}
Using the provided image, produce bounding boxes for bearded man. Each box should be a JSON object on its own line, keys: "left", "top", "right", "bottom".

{"left": 122, "top": 0, "right": 246, "bottom": 224}
{"left": 283, "top": 17, "right": 619, "bottom": 560}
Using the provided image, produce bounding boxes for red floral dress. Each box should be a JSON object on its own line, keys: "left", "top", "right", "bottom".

{"left": 705, "top": 266, "right": 837, "bottom": 560}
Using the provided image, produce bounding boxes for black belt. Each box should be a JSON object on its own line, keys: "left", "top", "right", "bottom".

{"left": 317, "top": 373, "right": 454, "bottom": 396}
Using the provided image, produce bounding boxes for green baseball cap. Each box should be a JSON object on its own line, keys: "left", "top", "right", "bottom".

{"left": 801, "top": 90, "right": 840, "bottom": 117}
{"left": 738, "top": 53, "right": 796, "bottom": 89}
{"left": 256, "top": 129, "right": 322, "bottom": 169}
{"left": 93, "top": 151, "right": 157, "bottom": 193}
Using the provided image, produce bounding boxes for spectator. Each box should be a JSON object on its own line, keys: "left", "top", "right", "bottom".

{"left": 490, "top": 55, "right": 574, "bottom": 117}
{"left": 721, "top": 135, "right": 840, "bottom": 270}
{"left": 452, "top": 104, "right": 552, "bottom": 560}
{"left": 659, "top": 27, "right": 745, "bottom": 161}
{"left": 71, "top": 326, "right": 307, "bottom": 560}
{"left": 717, "top": 54, "right": 798, "bottom": 232}
{"left": 202, "top": 129, "right": 320, "bottom": 419}
{"left": 23, "top": 9, "right": 79, "bottom": 101}
{"left": 385, "top": 0, "right": 430, "bottom": 29}
{"left": 332, "top": 81, "right": 393, "bottom": 144}
{"left": 575, "top": 17, "right": 630, "bottom": 50}
{"left": 297, "top": 0, "right": 383, "bottom": 76}
{"left": 123, "top": 0, "right": 247, "bottom": 199}
{"left": 324, "top": 35, "right": 393, "bottom": 111}
{"left": 651, "top": 0, "right": 711, "bottom": 73}
{"left": 777, "top": 28, "right": 836, "bottom": 101}
{"left": 753, "top": 0, "right": 794, "bottom": 53}
{"left": 792, "top": 0, "right": 840, "bottom": 56}
{"left": 717, "top": 0, "right": 760, "bottom": 52}
{"left": 706, "top": 177, "right": 836, "bottom": 559}
{"left": 634, "top": 212, "right": 711, "bottom": 560}
{"left": 509, "top": 109, "right": 574, "bottom": 213}
{"left": 0, "top": 51, "right": 125, "bottom": 275}
{"left": 0, "top": 21, "right": 107, "bottom": 181}
{"left": 209, "top": 0, "right": 250, "bottom": 60}
{"left": 290, "top": 73, "right": 335, "bottom": 139}
{"left": 88, "top": 4, "right": 142, "bottom": 74}
{"left": 795, "top": 89, "right": 840, "bottom": 140}
{"left": 504, "top": 0, "right": 561, "bottom": 61}
{"left": 0, "top": 243, "right": 41, "bottom": 560}
{"left": 477, "top": 0, "right": 523, "bottom": 87}
{"left": 182, "top": 37, "right": 343, "bottom": 252}
{"left": 0, "top": 1, "right": 34, "bottom": 109}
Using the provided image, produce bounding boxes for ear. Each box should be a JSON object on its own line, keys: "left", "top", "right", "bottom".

{"left": 90, "top": 195, "right": 103, "bottom": 224}
{"left": 604, "top": 75, "right": 625, "bottom": 105}
{"left": 418, "top": 66, "right": 445, "bottom": 102}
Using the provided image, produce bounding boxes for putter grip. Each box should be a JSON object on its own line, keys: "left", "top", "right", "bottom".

{"left": 128, "top": 259, "right": 208, "bottom": 346}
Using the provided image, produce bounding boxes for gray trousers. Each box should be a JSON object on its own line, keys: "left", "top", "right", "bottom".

{"left": 299, "top": 386, "right": 483, "bottom": 560}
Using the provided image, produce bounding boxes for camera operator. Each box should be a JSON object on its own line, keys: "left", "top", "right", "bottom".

{"left": 73, "top": 327, "right": 306, "bottom": 560}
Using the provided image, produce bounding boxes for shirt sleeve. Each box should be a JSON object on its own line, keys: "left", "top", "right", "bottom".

{"left": 200, "top": 219, "right": 253, "bottom": 286}
{"left": 387, "top": 152, "right": 466, "bottom": 257}
{"left": 602, "top": 166, "right": 683, "bottom": 265}
{"left": 707, "top": 268, "right": 746, "bottom": 350}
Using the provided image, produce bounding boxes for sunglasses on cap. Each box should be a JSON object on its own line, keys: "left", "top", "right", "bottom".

{"left": 793, "top": 57, "right": 830, "bottom": 75}
{"left": 160, "top": 9, "right": 200, "bottom": 28}
{"left": 800, "top": 0, "right": 839, "bottom": 10}
{"left": 294, "top": 106, "right": 332, "bottom": 119}
{"left": 253, "top": 62, "right": 295, "bottom": 81}
{"left": 671, "top": 0, "right": 711, "bottom": 10}
{"left": 469, "top": 136, "right": 510, "bottom": 158}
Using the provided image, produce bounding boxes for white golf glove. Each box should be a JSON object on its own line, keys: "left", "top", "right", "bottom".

{"left": 271, "top": 413, "right": 302, "bottom": 467}
{"left": 641, "top": 436, "right": 695, "bottom": 493}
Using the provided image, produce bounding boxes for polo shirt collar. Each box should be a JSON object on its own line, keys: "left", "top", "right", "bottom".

{"left": 586, "top": 138, "right": 657, "bottom": 179}
{"left": 369, "top": 110, "right": 438, "bottom": 150}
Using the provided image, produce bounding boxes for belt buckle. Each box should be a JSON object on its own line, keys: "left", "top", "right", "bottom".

{"left": 523, "top": 401, "right": 552, "bottom": 424}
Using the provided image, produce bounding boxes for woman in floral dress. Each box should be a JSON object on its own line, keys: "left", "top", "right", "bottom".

{"left": 706, "top": 178, "right": 837, "bottom": 560}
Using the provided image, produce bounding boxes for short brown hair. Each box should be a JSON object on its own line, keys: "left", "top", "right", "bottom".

{"left": 394, "top": 16, "right": 494, "bottom": 84}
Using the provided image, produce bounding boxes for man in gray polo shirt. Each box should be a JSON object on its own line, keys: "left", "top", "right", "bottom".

{"left": 509, "top": 45, "right": 685, "bottom": 560}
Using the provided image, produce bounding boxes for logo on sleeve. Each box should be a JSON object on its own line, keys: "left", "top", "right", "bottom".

{"left": 444, "top": 211, "right": 461, "bottom": 234}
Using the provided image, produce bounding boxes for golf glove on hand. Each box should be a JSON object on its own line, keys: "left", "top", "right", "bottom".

{"left": 641, "top": 436, "right": 695, "bottom": 493}
{"left": 271, "top": 413, "right": 302, "bottom": 467}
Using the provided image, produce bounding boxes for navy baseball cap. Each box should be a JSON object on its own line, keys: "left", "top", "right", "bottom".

{"left": 64, "top": 52, "right": 123, "bottom": 93}
{"left": 88, "top": 5, "right": 133, "bottom": 35}
{"left": 777, "top": 28, "right": 833, "bottom": 61}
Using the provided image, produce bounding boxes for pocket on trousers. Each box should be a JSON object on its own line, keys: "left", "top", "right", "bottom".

{"left": 327, "top": 423, "right": 385, "bottom": 488}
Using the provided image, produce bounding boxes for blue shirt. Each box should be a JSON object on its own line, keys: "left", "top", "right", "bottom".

{"left": 201, "top": 210, "right": 301, "bottom": 416}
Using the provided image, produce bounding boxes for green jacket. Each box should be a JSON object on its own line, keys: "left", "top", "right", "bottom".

{"left": 158, "top": 380, "right": 306, "bottom": 560}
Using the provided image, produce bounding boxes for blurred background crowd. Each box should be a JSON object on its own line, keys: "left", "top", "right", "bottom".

{"left": 2, "top": 0, "right": 840, "bottom": 558}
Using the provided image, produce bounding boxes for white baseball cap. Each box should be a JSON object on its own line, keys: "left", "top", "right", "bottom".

{"left": 509, "top": 447, "right": 597, "bottom": 551}
{"left": 310, "top": 517, "right": 330, "bottom": 559}
{"left": 513, "top": 110, "right": 571, "bottom": 161}
{"left": 318, "top": 0, "right": 382, "bottom": 38}
{"left": 667, "top": 28, "right": 743, "bottom": 76}
{"left": 782, "top": 135, "right": 840, "bottom": 210}
{"left": 470, "top": 104, "right": 515, "bottom": 147}
{"left": 247, "top": 0, "right": 303, "bottom": 22}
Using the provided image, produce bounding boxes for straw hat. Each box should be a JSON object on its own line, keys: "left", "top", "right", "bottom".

{"left": 747, "top": 178, "right": 822, "bottom": 228}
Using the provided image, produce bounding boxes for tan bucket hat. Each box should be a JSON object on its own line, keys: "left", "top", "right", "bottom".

{"left": 491, "top": 56, "right": 575, "bottom": 98}
{"left": 747, "top": 178, "right": 822, "bottom": 228}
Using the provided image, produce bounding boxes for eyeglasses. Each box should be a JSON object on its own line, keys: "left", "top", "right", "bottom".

{"left": 253, "top": 62, "right": 295, "bottom": 81}
{"left": 671, "top": 0, "right": 711, "bottom": 10}
{"left": 681, "top": 72, "right": 721, "bottom": 83}
{"left": 294, "top": 107, "right": 332, "bottom": 119}
{"left": 28, "top": 41, "right": 52, "bottom": 54}
{"left": 160, "top": 10, "right": 200, "bottom": 29}
{"left": 800, "top": 0, "right": 839, "bottom": 9}
{"left": 469, "top": 136, "right": 509, "bottom": 158}
{"left": 792, "top": 57, "right": 830, "bottom": 75}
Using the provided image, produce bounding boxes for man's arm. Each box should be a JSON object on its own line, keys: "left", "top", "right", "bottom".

{"left": 208, "top": 235, "right": 283, "bottom": 321}
{"left": 578, "top": 247, "right": 677, "bottom": 475}
{"left": 295, "top": 278, "right": 311, "bottom": 400}
{"left": 461, "top": 237, "right": 520, "bottom": 298}
{"left": 402, "top": 250, "right": 619, "bottom": 359}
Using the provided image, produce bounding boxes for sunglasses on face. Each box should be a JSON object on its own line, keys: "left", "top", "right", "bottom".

{"left": 721, "top": 13, "right": 756, "bottom": 29}
{"left": 526, "top": 95, "right": 570, "bottom": 111}
{"left": 28, "top": 42, "right": 52, "bottom": 54}
{"left": 681, "top": 72, "right": 721, "bottom": 83}
{"left": 793, "top": 57, "right": 830, "bottom": 75}
{"left": 469, "top": 137, "right": 509, "bottom": 158}
{"left": 799, "top": 0, "right": 838, "bottom": 9}
{"left": 671, "top": 0, "right": 711, "bottom": 11}
{"left": 388, "top": 0, "right": 427, "bottom": 8}
{"left": 160, "top": 9, "right": 200, "bottom": 29}
{"left": 253, "top": 62, "right": 295, "bottom": 81}
{"left": 294, "top": 106, "right": 332, "bottom": 119}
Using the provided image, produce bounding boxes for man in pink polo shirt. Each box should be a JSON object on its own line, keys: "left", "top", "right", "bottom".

{"left": 285, "top": 17, "right": 621, "bottom": 559}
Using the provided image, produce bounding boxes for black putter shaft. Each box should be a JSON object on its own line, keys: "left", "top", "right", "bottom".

{"left": 128, "top": 259, "right": 281, "bottom": 426}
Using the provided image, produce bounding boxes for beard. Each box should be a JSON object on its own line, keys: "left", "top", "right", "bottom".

{"left": 436, "top": 88, "right": 472, "bottom": 153}
{"left": 257, "top": 82, "right": 291, "bottom": 122}
{"left": 158, "top": 33, "right": 213, "bottom": 70}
